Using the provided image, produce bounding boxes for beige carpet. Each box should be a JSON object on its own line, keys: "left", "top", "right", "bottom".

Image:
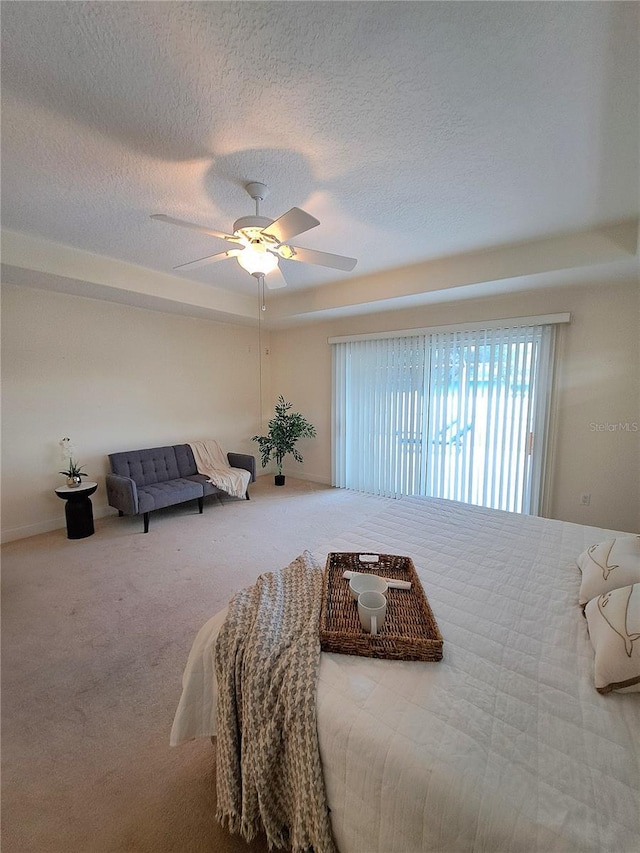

{"left": 1, "top": 477, "right": 386, "bottom": 852}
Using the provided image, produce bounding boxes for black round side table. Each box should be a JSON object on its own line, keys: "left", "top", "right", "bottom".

{"left": 55, "top": 481, "right": 98, "bottom": 539}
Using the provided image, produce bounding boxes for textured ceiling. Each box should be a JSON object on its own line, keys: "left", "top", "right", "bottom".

{"left": 1, "top": 1, "right": 638, "bottom": 325}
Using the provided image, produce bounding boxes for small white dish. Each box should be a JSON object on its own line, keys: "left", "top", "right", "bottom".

{"left": 349, "top": 572, "right": 388, "bottom": 600}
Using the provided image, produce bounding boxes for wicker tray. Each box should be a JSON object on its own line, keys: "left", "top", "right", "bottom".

{"left": 319, "top": 552, "right": 443, "bottom": 661}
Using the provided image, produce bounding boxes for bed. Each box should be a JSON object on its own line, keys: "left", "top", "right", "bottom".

{"left": 171, "top": 495, "right": 640, "bottom": 853}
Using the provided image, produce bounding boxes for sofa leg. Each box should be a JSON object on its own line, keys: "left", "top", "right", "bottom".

{"left": 198, "top": 497, "right": 204, "bottom": 514}
{"left": 245, "top": 491, "right": 250, "bottom": 500}
{"left": 119, "top": 510, "right": 124, "bottom": 517}
{"left": 143, "top": 512, "right": 150, "bottom": 533}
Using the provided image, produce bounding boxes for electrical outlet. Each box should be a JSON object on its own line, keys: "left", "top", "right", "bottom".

{"left": 580, "top": 493, "right": 591, "bottom": 506}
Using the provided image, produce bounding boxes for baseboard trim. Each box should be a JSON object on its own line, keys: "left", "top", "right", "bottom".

{"left": 1, "top": 505, "right": 115, "bottom": 544}
{"left": 278, "top": 470, "right": 331, "bottom": 486}
{"left": 1, "top": 517, "right": 66, "bottom": 543}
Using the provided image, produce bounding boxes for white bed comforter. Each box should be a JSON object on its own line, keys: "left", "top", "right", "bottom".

{"left": 171, "top": 496, "right": 640, "bottom": 853}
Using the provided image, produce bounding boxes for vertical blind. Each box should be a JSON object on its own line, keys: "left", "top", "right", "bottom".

{"left": 332, "top": 322, "right": 557, "bottom": 514}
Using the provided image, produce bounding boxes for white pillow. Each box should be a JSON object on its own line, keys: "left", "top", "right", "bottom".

{"left": 584, "top": 583, "right": 640, "bottom": 694}
{"left": 577, "top": 535, "right": 640, "bottom": 605}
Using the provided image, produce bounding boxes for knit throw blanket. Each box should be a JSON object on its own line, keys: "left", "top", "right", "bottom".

{"left": 214, "top": 551, "right": 336, "bottom": 853}
{"left": 189, "top": 439, "right": 250, "bottom": 499}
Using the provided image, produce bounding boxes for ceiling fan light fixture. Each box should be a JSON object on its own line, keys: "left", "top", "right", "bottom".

{"left": 236, "top": 242, "right": 279, "bottom": 276}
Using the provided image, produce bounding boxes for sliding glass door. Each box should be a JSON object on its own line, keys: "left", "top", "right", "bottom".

{"left": 332, "top": 323, "right": 557, "bottom": 514}
{"left": 333, "top": 335, "right": 428, "bottom": 497}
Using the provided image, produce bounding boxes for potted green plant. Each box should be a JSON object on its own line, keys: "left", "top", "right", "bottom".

{"left": 252, "top": 396, "right": 316, "bottom": 486}
{"left": 59, "top": 437, "right": 88, "bottom": 488}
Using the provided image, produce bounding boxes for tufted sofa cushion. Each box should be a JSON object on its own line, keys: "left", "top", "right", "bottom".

{"left": 109, "top": 446, "right": 181, "bottom": 486}
{"left": 174, "top": 444, "right": 197, "bottom": 477}
{"left": 137, "top": 479, "right": 202, "bottom": 513}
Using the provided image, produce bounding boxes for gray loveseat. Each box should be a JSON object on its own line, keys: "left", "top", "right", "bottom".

{"left": 106, "top": 444, "right": 256, "bottom": 532}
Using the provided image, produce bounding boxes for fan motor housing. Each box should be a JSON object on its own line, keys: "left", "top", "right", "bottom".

{"left": 232, "top": 215, "right": 274, "bottom": 238}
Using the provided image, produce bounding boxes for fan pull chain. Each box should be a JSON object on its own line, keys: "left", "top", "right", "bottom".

{"left": 260, "top": 275, "right": 266, "bottom": 311}
{"left": 257, "top": 276, "right": 264, "bottom": 429}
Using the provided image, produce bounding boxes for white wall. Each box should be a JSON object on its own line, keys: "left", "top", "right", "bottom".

{"left": 270, "top": 280, "right": 640, "bottom": 532}
{"left": 1, "top": 284, "right": 269, "bottom": 541}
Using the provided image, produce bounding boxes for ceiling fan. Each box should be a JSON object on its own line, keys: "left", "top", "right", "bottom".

{"left": 151, "top": 182, "right": 357, "bottom": 290}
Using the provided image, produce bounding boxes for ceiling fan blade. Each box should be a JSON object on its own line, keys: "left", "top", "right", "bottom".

{"left": 260, "top": 207, "right": 319, "bottom": 243}
{"left": 173, "top": 249, "right": 240, "bottom": 271}
{"left": 284, "top": 245, "right": 357, "bottom": 272}
{"left": 151, "top": 214, "right": 239, "bottom": 243}
{"left": 264, "top": 264, "right": 288, "bottom": 290}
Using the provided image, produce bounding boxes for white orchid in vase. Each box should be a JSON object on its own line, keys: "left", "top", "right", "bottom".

{"left": 59, "top": 437, "right": 88, "bottom": 487}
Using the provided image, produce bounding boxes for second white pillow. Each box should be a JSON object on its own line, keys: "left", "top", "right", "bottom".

{"left": 584, "top": 583, "right": 640, "bottom": 694}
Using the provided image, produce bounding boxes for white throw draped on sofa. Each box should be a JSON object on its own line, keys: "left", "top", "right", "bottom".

{"left": 189, "top": 440, "right": 251, "bottom": 499}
